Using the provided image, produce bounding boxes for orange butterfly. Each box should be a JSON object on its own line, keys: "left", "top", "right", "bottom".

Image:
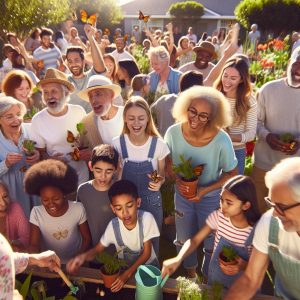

{"left": 36, "top": 60, "right": 44, "bottom": 69}
{"left": 103, "top": 28, "right": 110, "bottom": 36}
{"left": 19, "top": 166, "right": 27, "bottom": 173}
{"left": 124, "top": 34, "right": 129, "bottom": 42}
{"left": 139, "top": 10, "right": 150, "bottom": 23}
{"left": 193, "top": 164, "right": 205, "bottom": 177}
{"left": 80, "top": 9, "right": 97, "bottom": 27}
{"left": 66, "top": 130, "right": 76, "bottom": 143}
{"left": 150, "top": 170, "right": 163, "bottom": 183}
{"left": 70, "top": 147, "right": 80, "bottom": 161}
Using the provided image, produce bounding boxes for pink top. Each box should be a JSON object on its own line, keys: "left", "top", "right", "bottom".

{"left": 6, "top": 202, "right": 30, "bottom": 249}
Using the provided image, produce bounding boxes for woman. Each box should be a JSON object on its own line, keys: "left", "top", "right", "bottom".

{"left": 2, "top": 70, "right": 44, "bottom": 121}
{"left": 214, "top": 56, "right": 257, "bottom": 174}
{"left": 117, "top": 59, "right": 140, "bottom": 101}
{"left": 24, "top": 28, "right": 41, "bottom": 54}
{"left": 0, "top": 96, "right": 40, "bottom": 218}
{"left": 0, "top": 180, "right": 29, "bottom": 252}
{"left": 164, "top": 86, "right": 237, "bottom": 281}
{"left": 54, "top": 31, "right": 68, "bottom": 55}
{"left": 177, "top": 36, "right": 195, "bottom": 67}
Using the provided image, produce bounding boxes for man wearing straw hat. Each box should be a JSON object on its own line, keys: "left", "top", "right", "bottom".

{"left": 78, "top": 74, "right": 123, "bottom": 150}
{"left": 179, "top": 40, "right": 217, "bottom": 80}
{"left": 30, "top": 68, "right": 89, "bottom": 184}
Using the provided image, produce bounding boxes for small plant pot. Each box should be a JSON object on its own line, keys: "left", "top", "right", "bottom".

{"left": 180, "top": 177, "right": 198, "bottom": 199}
{"left": 218, "top": 252, "right": 239, "bottom": 275}
{"left": 100, "top": 267, "right": 120, "bottom": 288}
{"left": 24, "top": 151, "right": 35, "bottom": 157}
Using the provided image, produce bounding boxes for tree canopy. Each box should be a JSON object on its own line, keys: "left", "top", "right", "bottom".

{"left": 235, "top": 0, "right": 300, "bottom": 35}
{"left": 168, "top": 1, "right": 204, "bottom": 18}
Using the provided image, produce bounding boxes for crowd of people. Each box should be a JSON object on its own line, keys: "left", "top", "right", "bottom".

{"left": 0, "top": 18, "right": 300, "bottom": 300}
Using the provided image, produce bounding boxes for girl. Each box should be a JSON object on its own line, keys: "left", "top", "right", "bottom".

{"left": 214, "top": 56, "right": 257, "bottom": 174}
{"left": 112, "top": 96, "right": 170, "bottom": 256}
{"left": 162, "top": 175, "right": 261, "bottom": 288}
{"left": 177, "top": 36, "right": 195, "bottom": 67}
{"left": 130, "top": 74, "right": 150, "bottom": 99}
{"left": 24, "top": 159, "right": 92, "bottom": 263}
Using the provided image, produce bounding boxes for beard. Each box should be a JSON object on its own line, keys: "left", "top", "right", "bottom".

{"left": 46, "top": 94, "right": 69, "bottom": 115}
{"left": 70, "top": 65, "right": 84, "bottom": 77}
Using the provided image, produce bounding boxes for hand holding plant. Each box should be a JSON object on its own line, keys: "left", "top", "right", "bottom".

{"left": 219, "top": 255, "right": 247, "bottom": 275}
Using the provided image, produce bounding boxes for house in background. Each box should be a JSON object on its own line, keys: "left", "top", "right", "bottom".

{"left": 120, "top": 0, "right": 241, "bottom": 41}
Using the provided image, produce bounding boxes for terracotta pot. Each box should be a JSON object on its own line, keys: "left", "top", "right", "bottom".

{"left": 100, "top": 267, "right": 120, "bottom": 288}
{"left": 218, "top": 252, "right": 239, "bottom": 275}
{"left": 180, "top": 177, "right": 198, "bottom": 199}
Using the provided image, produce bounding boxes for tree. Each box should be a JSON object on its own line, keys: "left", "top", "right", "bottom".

{"left": 168, "top": 1, "right": 204, "bottom": 18}
{"left": 0, "top": 0, "right": 69, "bottom": 40}
{"left": 235, "top": 0, "right": 300, "bottom": 36}
{"left": 70, "top": 0, "right": 123, "bottom": 30}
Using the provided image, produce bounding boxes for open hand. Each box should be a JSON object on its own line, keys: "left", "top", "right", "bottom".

{"left": 5, "top": 152, "right": 23, "bottom": 167}
{"left": 66, "top": 254, "right": 85, "bottom": 275}
{"left": 110, "top": 270, "right": 130, "bottom": 292}
{"left": 29, "top": 250, "right": 61, "bottom": 272}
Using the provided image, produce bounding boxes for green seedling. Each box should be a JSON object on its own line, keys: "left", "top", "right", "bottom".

{"left": 95, "top": 251, "right": 127, "bottom": 275}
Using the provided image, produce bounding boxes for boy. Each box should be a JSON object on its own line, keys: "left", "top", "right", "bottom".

{"left": 77, "top": 144, "right": 118, "bottom": 246}
{"left": 67, "top": 180, "right": 160, "bottom": 292}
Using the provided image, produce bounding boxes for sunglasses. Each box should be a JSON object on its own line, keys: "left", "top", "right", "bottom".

{"left": 264, "top": 197, "right": 300, "bottom": 215}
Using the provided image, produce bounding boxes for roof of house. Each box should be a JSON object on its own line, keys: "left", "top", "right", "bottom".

{"left": 121, "top": 0, "right": 240, "bottom": 17}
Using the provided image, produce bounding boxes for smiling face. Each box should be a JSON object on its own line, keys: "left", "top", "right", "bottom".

{"left": 14, "top": 79, "right": 31, "bottom": 104}
{"left": 41, "top": 35, "right": 51, "bottom": 49}
{"left": 110, "top": 194, "right": 141, "bottom": 229}
{"left": 89, "top": 160, "right": 116, "bottom": 190}
{"left": 0, "top": 104, "right": 23, "bottom": 135}
{"left": 0, "top": 184, "right": 10, "bottom": 215}
{"left": 104, "top": 57, "right": 115, "bottom": 79}
{"left": 66, "top": 51, "right": 84, "bottom": 77}
{"left": 42, "top": 83, "right": 67, "bottom": 114}
{"left": 88, "top": 88, "right": 113, "bottom": 117}
{"left": 116, "top": 38, "right": 125, "bottom": 52}
{"left": 40, "top": 186, "right": 68, "bottom": 217}
{"left": 125, "top": 105, "right": 149, "bottom": 137}
{"left": 288, "top": 59, "right": 300, "bottom": 88}
{"left": 194, "top": 50, "right": 212, "bottom": 69}
{"left": 270, "top": 181, "right": 300, "bottom": 232}
{"left": 221, "top": 67, "right": 242, "bottom": 98}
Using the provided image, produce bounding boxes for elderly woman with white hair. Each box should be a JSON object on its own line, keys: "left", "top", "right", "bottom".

{"left": 0, "top": 96, "right": 40, "bottom": 218}
{"left": 148, "top": 46, "right": 182, "bottom": 101}
{"left": 164, "top": 86, "right": 237, "bottom": 281}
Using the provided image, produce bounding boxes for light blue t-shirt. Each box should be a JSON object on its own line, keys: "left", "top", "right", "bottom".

{"left": 164, "top": 123, "right": 237, "bottom": 187}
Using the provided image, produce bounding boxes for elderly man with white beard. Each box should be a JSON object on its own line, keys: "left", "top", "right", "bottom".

{"left": 30, "top": 68, "right": 89, "bottom": 184}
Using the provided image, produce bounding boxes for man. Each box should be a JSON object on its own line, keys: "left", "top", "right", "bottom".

{"left": 132, "top": 26, "right": 140, "bottom": 44}
{"left": 248, "top": 24, "right": 260, "bottom": 49}
{"left": 186, "top": 27, "right": 197, "bottom": 45}
{"left": 252, "top": 47, "right": 300, "bottom": 212}
{"left": 111, "top": 37, "right": 135, "bottom": 63}
{"left": 30, "top": 68, "right": 89, "bottom": 185}
{"left": 33, "top": 28, "right": 63, "bottom": 76}
{"left": 291, "top": 31, "right": 300, "bottom": 54}
{"left": 66, "top": 24, "right": 106, "bottom": 113}
{"left": 178, "top": 41, "right": 216, "bottom": 80}
{"left": 78, "top": 75, "right": 123, "bottom": 149}
{"left": 225, "top": 157, "right": 300, "bottom": 300}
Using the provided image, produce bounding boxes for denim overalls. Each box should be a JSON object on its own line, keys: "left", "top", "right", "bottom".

{"left": 268, "top": 217, "right": 300, "bottom": 300}
{"left": 120, "top": 135, "right": 163, "bottom": 257}
{"left": 208, "top": 228, "right": 255, "bottom": 288}
{"left": 112, "top": 210, "right": 159, "bottom": 268}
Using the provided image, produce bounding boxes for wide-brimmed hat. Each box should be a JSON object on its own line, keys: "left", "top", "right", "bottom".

{"left": 193, "top": 41, "right": 217, "bottom": 60}
{"left": 37, "top": 68, "right": 75, "bottom": 92}
{"left": 78, "top": 75, "right": 121, "bottom": 101}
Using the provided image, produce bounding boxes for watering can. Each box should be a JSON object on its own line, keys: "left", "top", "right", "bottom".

{"left": 135, "top": 265, "right": 169, "bottom": 300}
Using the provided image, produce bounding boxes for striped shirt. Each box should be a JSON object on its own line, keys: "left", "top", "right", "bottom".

{"left": 227, "top": 95, "right": 257, "bottom": 149}
{"left": 33, "top": 46, "right": 62, "bottom": 75}
{"left": 206, "top": 209, "right": 253, "bottom": 253}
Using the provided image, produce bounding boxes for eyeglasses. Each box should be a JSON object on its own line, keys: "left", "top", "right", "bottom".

{"left": 0, "top": 113, "right": 23, "bottom": 122}
{"left": 264, "top": 197, "right": 300, "bottom": 215}
{"left": 187, "top": 108, "right": 210, "bottom": 122}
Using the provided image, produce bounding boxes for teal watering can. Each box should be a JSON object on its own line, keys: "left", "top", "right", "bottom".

{"left": 135, "top": 265, "right": 169, "bottom": 300}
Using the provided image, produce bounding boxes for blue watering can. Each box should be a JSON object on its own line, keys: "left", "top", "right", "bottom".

{"left": 135, "top": 265, "right": 169, "bottom": 300}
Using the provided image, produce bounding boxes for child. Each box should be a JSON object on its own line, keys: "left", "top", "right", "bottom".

{"left": 131, "top": 74, "right": 150, "bottom": 99}
{"left": 24, "top": 159, "right": 92, "bottom": 263}
{"left": 112, "top": 96, "right": 170, "bottom": 255}
{"left": 77, "top": 144, "right": 119, "bottom": 246}
{"left": 161, "top": 175, "right": 261, "bottom": 288}
{"left": 67, "top": 180, "right": 160, "bottom": 292}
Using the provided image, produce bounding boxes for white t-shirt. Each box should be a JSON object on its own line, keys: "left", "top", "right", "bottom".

{"left": 111, "top": 50, "right": 135, "bottom": 63}
{"left": 29, "top": 201, "right": 87, "bottom": 263}
{"left": 100, "top": 210, "right": 159, "bottom": 264}
{"left": 253, "top": 209, "right": 300, "bottom": 260}
{"left": 112, "top": 134, "right": 170, "bottom": 170}
{"left": 97, "top": 106, "right": 124, "bottom": 144}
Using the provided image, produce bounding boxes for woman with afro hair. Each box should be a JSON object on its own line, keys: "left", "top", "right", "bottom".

{"left": 24, "top": 159, "right": 91, "bottom": 263}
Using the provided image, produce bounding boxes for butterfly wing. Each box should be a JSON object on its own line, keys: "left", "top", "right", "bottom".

{"left": 193, "top": 164, "right": 205, "bottom": 177}
{"left": 87, "top": 13, "right": 97, "bottom": 27}
{"left": 150, "top": 170, "right": 163, "bottom": 183}
{"left": 67, "top": 130, "right": 76, "bottom": 143}
{"left": 37, "top": 60, "right": 44, "bottom": 69}
{"left": 53, "top": 231, "right": 61, "bottom": 240}
{"left": 138, "top": 10, "right": 145, "bottom": 21}
{"left": 80, "top": 9, "right": 88, "bottom": 23}
{"left": 70, "top": 147, "right": 80, "bottom": 161}
{"left": 143, "top": 15, "right": 150, "bottom": 23}
{"left": 124, "top": 34, "right": 129, "bottom": 42}
{"left": 61, "top": 229, "right": 68, "bottom": 238}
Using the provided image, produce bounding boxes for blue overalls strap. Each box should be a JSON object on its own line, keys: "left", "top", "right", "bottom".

{"left": 137, "top": 210, "right": 144, "bottom": 248}
{"left": 112, "top": 217, "right": 125, "bottom": 248}
{"left": 119, "top": 135, "right": 129, "bottom": 160}
{"left": 147, "top": 137, "right": 158, "bottom": 160}
{"left": 244, "top": 225, "right": 256, "bottom": 247}
{"left": 268, "top": 216, "right": 279, "bottom": 246}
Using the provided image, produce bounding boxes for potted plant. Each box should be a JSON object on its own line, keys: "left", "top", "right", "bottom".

{"left": 23, "top": 106, "right": 39, "bottom": 122}
{"left": 279, "top": 133, "right": 296, "bottom": 150}
{"left": 218, "top": 245, "right": 239, "bottom": 275}
{"left": 95, "top": 251, "right": 127, "bottom": 288}
{"left": 172, "top": 155, "right": 205, "bottom": 199}
{"left": 22, "top": 139, "right": 36, "bottom": 156}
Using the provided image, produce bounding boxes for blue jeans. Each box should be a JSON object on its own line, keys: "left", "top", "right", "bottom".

{"left": 235, "top": 148, "right": 246, "bottom": 175}
{"left": 174, "top": 189, "right": 220, "bottom": 276}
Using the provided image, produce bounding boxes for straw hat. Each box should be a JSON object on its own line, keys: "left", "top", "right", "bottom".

{"left": 37, "top": 68, "right": 75, "bottom": 92}
{"left": 193, "top": 41, "right": 217, "bottom": 60}
{"left": 78, "top": 75, "right": 121, "bottom": 101}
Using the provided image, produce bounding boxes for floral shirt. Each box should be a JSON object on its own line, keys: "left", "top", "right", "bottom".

{"left": 0, "top": 233, "right": 29, "bottom": 300}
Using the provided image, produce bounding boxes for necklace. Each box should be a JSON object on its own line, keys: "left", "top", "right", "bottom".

{"left": 69, "top": 74, "right": 88, "bottom": 91}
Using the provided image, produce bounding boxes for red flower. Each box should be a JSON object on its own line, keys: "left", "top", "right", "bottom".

{"left": 246, "top": 141, "right": 255, "bottom": 157}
